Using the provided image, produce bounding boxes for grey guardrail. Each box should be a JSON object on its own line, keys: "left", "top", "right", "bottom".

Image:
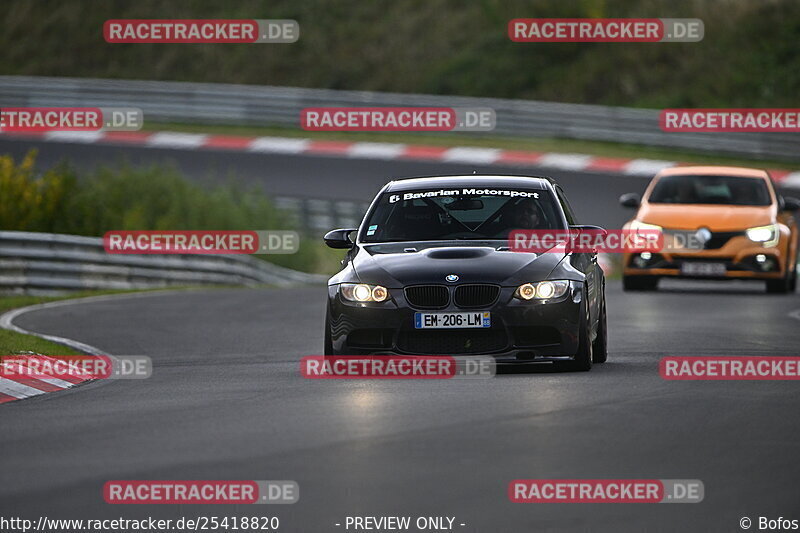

{"left": 0, "top": 231, "right": 326, "bottom": 293}
{"left": 0, "top": 76, "right": 798, "bottom": 161}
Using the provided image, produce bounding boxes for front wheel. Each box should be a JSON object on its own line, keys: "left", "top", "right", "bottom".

{"left": 324, "top": 308, "right": 334, "bottom": 355}
{"left": 766, "top": 270, "right": 792, "bottom": 294}
{"left": 592, "top": 296, "right": 608, "bottom": 364}
{"left": 568, "top": 294, "right": 593, "bottom": 372}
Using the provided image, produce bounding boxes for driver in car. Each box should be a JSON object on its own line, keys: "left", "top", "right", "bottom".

{"left": 511, "top": 199, "right": 543, "bottom": 230}
{"left": 515, "top": 201, "right": 541, "bottom": 229}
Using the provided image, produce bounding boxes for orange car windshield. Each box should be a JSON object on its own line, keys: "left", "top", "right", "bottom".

{"left": 648, "top": 175, "right": 771, "bottom": 206}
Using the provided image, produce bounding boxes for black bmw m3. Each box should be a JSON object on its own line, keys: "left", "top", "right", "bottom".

{"left": 322, "top": 175, "right": 608, "bottom": 370}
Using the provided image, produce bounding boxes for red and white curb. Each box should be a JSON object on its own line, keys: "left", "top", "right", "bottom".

{"left": 0, "top": 354, "right": 96, "bottom": 404}
{"left": 0, "top": 292, "right": 171, "bottom": 404}
{"left": 2, "top": 130, "right": 798, "bottom": 183}
{"left": 0, "top": 297, "right": 110, "bottom": 404}
{"left": 0, "top": 290, "right": 201, "bottom": 404}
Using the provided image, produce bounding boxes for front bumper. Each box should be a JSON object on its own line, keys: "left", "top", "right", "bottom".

{"left": 327, "top": 282, "right": 583, "bottom": 362}
{"left": 623, "top": 236, "right": 789, "bottom": 280}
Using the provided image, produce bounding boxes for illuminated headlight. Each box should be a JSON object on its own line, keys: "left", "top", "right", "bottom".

{"left": 745, "top": 224, "right": 779, "bottom": 247}
{"left": 341, "top": 283, "right": 389, "bottom": 302}
{"left": 515, "top": 280, "right": 570, "bottom": 301}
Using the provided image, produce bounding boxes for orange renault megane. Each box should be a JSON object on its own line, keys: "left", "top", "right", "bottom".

{"left": 620, "top": 166, "right": 799, "bottom": 293}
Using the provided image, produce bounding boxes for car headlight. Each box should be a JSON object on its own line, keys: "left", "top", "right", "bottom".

{"left": 629, "top": 219, "right": 662, "bottom": 232}
{"left": 515, "top": 280, "right": 570, "bottom": 301}
{"left": 340, "top": 283, "right": 389, "bottom": 302}
{"left": 745, "top": 224, "right": 779, "bottom": 248}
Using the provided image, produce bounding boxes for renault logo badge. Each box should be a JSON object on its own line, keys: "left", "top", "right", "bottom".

{"left": 695, "top": 227, "right": 712, "bottom": 244}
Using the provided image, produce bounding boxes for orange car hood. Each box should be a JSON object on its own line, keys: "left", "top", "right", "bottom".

{"left": 637, "top": 203, "right": 774, "bottom": 231}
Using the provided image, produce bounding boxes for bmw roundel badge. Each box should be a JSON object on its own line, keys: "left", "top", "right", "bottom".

{"left": 445, "top": 274, "right": 459, "bottom": 282}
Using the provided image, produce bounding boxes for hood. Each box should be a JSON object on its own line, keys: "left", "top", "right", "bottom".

{"left": 638, "top": 203, "right": 774, "bottom": 231}
{"left": 351, "top": 244, "right": 565, "bottom": 287}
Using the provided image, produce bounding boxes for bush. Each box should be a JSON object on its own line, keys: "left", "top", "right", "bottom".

{"left": 0, "top": 151, "right": 77, "bottom": 233}
{"left": 0, "top": 151, "right": 341, "bottom": 274}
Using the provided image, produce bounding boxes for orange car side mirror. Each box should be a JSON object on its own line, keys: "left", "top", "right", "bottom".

{"left": 619, "top": 193, "right": 641, "bottom": 208}
{"left": 782, "top": 197, "right": 800, "bottom": 212}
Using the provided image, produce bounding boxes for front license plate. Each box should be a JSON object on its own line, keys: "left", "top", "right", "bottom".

{"left": 414, "top": 312, "right": 491, "bottom": 329}
{"left": 680, "top": 262, "right": 727, "bottom": 276}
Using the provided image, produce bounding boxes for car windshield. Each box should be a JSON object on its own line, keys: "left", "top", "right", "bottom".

{"left": 647, "top": 175, "right": 772, "bottom": 206}
{"left": 360, "top": 187, "right": 565, "bottom": 242}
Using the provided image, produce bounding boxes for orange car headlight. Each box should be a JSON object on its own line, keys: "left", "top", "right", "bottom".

{"left": 746, "top": 224, "right": 779, "bottom": 248}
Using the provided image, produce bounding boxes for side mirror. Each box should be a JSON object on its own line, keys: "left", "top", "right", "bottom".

{"left": 569, "top": 225, "right": 607, "bottom": 254}
{"left": 323, "top": 228, "right": 357, "bottom": 249}
{"left": 619, "top": 193, "right": 641, "bottom": 208}
{"left": 782, "top": 197, "right": 800, "bottom": 212}
{"left": 570, "top": 224, "right": 609, "bottom": 237}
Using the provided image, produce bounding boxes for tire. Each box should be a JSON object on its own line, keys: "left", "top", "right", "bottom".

{"left": 622, "top": 275, "right": 658, "bottom": 291}
{"left": 323, "top": 307, "right": 334, "bottom": 355}
{"left": 766, "top": 270, "right": 791, "bottom": 294}
{"left": 791, "top": 262, "right": 798, "bottom": 293}
{"left": 592, "top": 296, "right": 608, "bottom": 364}
{"left": 568, "top": 294, "right": 593, "bottom": 372}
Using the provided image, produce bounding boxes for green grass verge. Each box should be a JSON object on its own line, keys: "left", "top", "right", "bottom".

{"left": 0, "top": 329, "right": 82, "bottom": 356}
{"left": 145, "top": 122, "right": 800, "bottom": 171}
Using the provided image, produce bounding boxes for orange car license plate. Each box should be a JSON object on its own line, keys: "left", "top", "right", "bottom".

{"left": 680, "top": 262, "right": 727, "bottom": 276}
